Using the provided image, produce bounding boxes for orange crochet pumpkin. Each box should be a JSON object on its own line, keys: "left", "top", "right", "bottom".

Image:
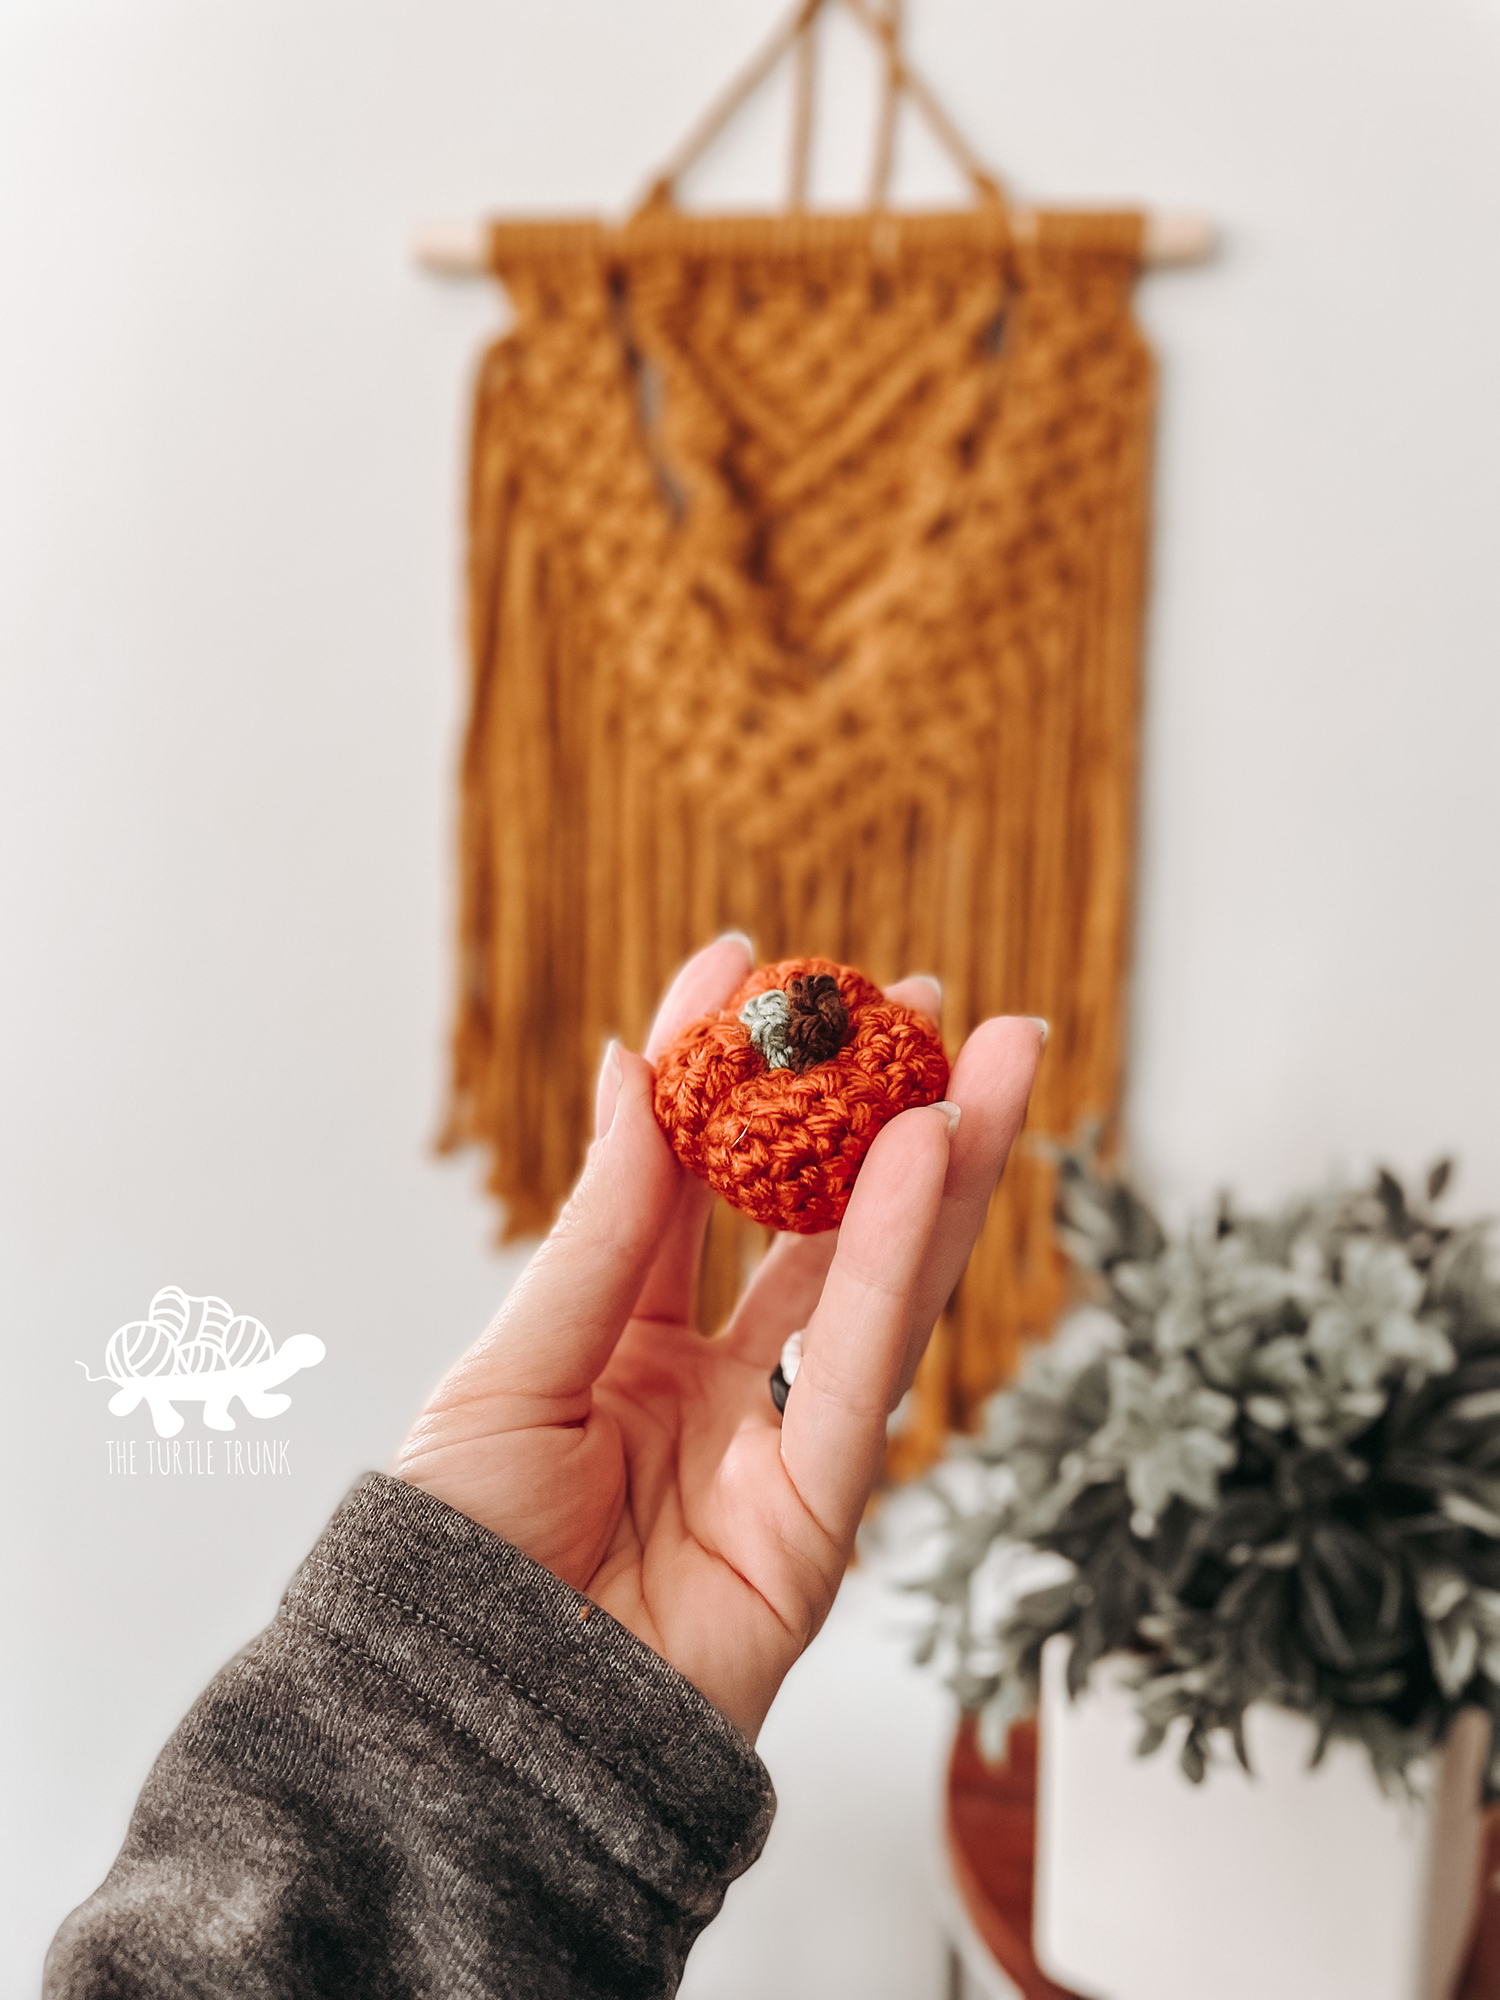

{"left": 653, "top": 957, "right": 951, "bottom": 1234}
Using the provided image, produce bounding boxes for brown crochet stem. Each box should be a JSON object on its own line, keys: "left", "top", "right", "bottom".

{"left": 784, "top": 974, "right": 848, "bottom": 1070}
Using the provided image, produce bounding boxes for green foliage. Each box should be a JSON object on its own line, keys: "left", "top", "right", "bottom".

{"left": 916, "top": 1150, "right": 1500, "bottom": 1792}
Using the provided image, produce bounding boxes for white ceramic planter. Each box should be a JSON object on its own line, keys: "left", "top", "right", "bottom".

{"left": 1034, "top": 1634, "right": 1490, "bottom": 2000}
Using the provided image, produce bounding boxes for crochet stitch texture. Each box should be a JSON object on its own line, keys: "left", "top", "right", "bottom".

{"left": 654, "top": 958, "right": 950, "bottom": 1234}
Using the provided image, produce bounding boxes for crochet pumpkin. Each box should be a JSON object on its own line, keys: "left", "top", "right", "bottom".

{"left": 653, "top": 957, "right": 950, "bottom": 1234}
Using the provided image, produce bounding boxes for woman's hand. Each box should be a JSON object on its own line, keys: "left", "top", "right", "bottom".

{"left": 395, "top": 936, "right": 1043, "bottom": 1742}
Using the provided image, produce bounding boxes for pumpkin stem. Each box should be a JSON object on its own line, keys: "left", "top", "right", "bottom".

{"left": 785, "top": 974, "right": 848, "bottom": 1067}
{"left": 740, "top": 975, "right": 849, "bottom": 1072}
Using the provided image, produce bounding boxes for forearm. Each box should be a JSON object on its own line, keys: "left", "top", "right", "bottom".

{"left": 45, "top": 1473, "right": 775, "bottom": 2000}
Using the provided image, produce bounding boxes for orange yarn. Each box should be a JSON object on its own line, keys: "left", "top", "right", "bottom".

{"left": 654, "top": 958, "right": 949, "bottom": 1233}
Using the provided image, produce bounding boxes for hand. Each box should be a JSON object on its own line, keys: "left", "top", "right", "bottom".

{"left": 395, "top": 937, "right": 1043, "bottom": 1741}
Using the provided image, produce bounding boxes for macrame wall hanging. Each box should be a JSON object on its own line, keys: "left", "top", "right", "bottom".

{"left": 423, "top": 0, "right": 1209, "bottom": 1475}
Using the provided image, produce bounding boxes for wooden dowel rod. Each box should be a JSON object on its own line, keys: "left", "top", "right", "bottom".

{"left": 409, "top": 209, "right": 1216, "bottom": 277}
{"left": 1139, "top": 210, "right": 1217, "bottom": 267}
{"left": 411, "top": 218, "right": 492, "bottom": 277}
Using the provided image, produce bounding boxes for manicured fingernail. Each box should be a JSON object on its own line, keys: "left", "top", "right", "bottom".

{"left": 911, "top": 973, "right": 943, "bottom": 1009}
{"left": 934, "top": 1100, "right": 962, "bottom": 1136}
{"left": 595, "top": 1040, "right": 623, "bottom": 1137}
{"left": 1027, "top": 1017, "right": 1050, "bottom": 1048}
{"left": 717, "top": 930, "right": 755, "bottom": 961}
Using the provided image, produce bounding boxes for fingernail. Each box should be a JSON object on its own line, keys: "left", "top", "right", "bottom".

{"left": 1026, "top": 1017, "right": 1050, "bottom": 1048}
{"left": 716, "top": 930, "right": 755, "bottom": 961}
{"left": 934, "top": 1100, "right": 962, "bottom": 1137}
{"left": 911, "top": 973, "right": 943, "bottom": 1009}
{"left": 595, "top": 1039, "right": 623, "bottom": 1137}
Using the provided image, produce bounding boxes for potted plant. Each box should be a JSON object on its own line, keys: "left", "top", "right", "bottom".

{"left": 918, "top": 1149, "right": 1500, "bottom": 2000}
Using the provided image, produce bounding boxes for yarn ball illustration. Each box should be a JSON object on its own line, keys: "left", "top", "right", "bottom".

{"left": 653, "top": 957, "right": 951, "bottom": 1233}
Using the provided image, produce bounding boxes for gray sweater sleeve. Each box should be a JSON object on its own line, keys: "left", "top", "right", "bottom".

{"left": 44, "top": 1472, "right": 776, "bottom": 2000}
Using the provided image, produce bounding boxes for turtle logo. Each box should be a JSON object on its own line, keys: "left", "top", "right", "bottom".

{"left": 78, "top": 1286, "right": 325, "bottom": 1438}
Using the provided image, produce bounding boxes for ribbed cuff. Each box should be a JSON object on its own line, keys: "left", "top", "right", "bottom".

{"left": 278, "top": 1471, "right": 776, "bottom": 1911}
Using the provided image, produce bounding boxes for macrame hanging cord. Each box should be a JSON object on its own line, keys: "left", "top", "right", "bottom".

{"left": 443, "top": 0, "right": 1154, "bottom": 1473}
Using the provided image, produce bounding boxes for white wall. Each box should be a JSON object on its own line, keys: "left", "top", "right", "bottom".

{"left": 3, "top": 0, "right": 1499, "bottom": 1992}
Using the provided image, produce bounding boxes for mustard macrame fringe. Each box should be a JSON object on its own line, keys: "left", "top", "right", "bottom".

{"left": 443, "top": 200, "right": 1154, "bottom": 1475}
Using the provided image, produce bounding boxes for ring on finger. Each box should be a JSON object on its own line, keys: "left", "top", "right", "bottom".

{"left": 769, "top": 1327, "right": 806, "bottom": 1415}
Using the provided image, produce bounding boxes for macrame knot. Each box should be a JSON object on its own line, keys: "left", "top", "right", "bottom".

{"left": 739, "top": 973, "right": 849, "bottom": 1072}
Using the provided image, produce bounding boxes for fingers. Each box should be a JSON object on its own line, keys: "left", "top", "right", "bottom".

{"left": 778, "top": 1101, "right": 955, "bottom": 1548}
{"left": 720, "top": 1228, "right": 841, "bottom": 1368}
{"left": 594, "top": 1038, "right": 623, "bottom": 1137}
{"left": 428, "top": 1048, "right": 682, "bottom": 1414}
{"left": 896, "top": 1016, "right": 1044, "bottom": 1393}
{"left": 628, "top": 933, "right": 754, "bottom": 1325}
{"left": 773, "top": 1013, "right": 1043, "bottom": 1550}
{"left": 642, "top": 933, "right": 754, "bottom": 1064}
{"left": 884, "top": 973, "right": 942, "bottom": 1025}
